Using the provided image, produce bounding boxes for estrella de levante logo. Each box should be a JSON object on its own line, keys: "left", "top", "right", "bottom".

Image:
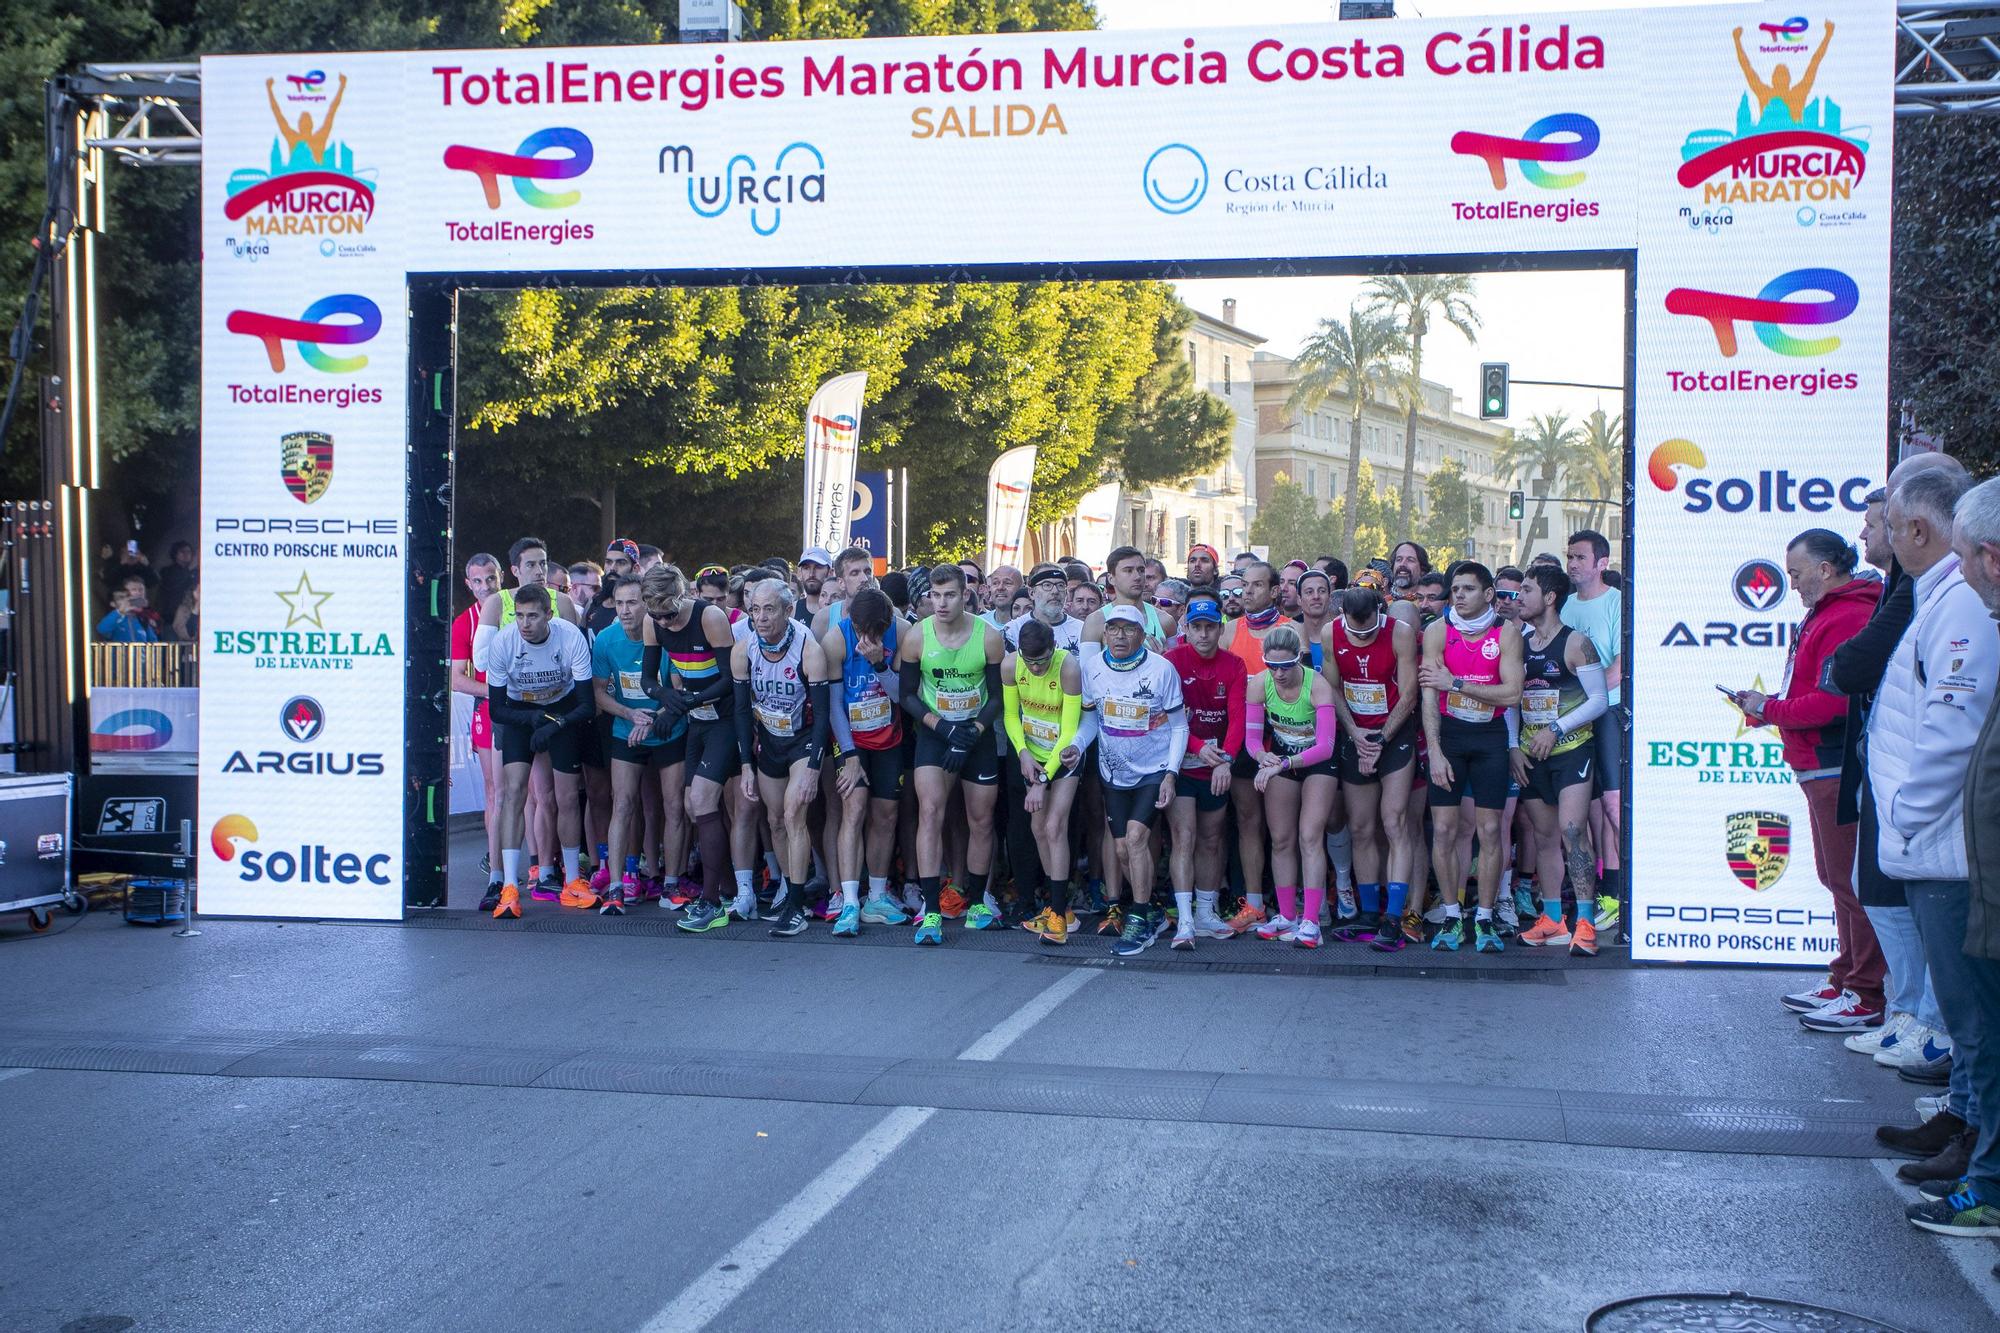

{"left": 226, "top": 294, "right": 383, "bottom": 374}
{"left": 1664, "top": 268, "right": 1858, "bottom": 357}
{"left": 1450, "top": 114, "right": 1599, "bottom": 190}
{"left": 443, "top": 128, "right": 593, "bottom": 209}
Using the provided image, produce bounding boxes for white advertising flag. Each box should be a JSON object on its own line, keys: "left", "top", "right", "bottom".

{"left": 1072, "top": 481, "right": 1122, "bottom": 574}
{"left": 802, "top": 372, "right": 867, "bottom": 553}
{"left": 984, "top": 446, "right": 1037, "bottom": 574}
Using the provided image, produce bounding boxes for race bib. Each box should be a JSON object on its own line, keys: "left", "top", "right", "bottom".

{"left": 754, "top": 702, "right": 797, "bottom": 737}
{"left": 1025, "top": 713, "right": 1061, "bottom": 746}
{"left": 688, "top": 701, "right": 719, "bottom": 722}
{"left": 848, "top": 692, "right": 893, "bottom": 732}
{"left": 934, "top": 686, "right": 981, "bottom": 721}
{"left": 1444, "top": 690, "right": 1494, "bottom": 723}
{"left": 1343, "top": 681, "right": 1388, "bottom": 716}
{"left": 519, "top": 681, "right": 564, "bottom": 705}
{"left": 618, "top": 669, "right": 644, "bottom": 699}
{"left": 1521, "top": 686, "right": 1559, "bottom": 726}
{"left": 1272, "top": 717, "right": 1316, "bottom": 751}
{"left": 1104, "top": 697, "right": 1151, "bottom": 728}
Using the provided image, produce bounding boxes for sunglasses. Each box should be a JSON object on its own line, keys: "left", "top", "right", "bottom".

{"left": 1155, "top": 597, "right": 1182, "bottom": 608}
{"left": 1493, "top": 588, "right": 1520, "bottom": 601}
{"left": 1263, "top": 656, "right": 1301, "bottom": 671}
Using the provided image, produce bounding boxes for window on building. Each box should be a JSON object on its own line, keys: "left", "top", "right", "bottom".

{"left": 1306, "top": 465, "right": 1317, "bottom": 497}
{"left": 1188, "top": 340, "right": 1197, "bottom": 368}
{"left": 1223, "top": 356, "right": 1232, "bottom": 393}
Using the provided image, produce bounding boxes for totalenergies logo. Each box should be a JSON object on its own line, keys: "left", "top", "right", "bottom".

{"left": 226, "top": 294, "right": 382, "bottom": 374}
{"left": 1664, "top": 268, "right": 1858, "bottom": 357}
{"left": 211, "top": 814, "right": 258, "bottom": 860}
{"left": 443, "top": 128, "right": 593, "bottom": 209}
{"left": 1758, "top": 16, "right": 1810, "bottom": 46}
{"left": 1450, "top": 114, "right": 1598, "bottom": 190}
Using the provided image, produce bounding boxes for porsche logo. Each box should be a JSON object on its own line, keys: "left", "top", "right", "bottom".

{"left": 281, "top": 430, "right": 333, "bottom": 504}
{"left": 1725, "top": 810, "right": 1791, "bottom": 891}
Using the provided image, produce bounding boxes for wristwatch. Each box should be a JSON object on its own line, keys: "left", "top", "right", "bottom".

{"left": 1450, "top": 675, "right": 1464, "bottom": 692}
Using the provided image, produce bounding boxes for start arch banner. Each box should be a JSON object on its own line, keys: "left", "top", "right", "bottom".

{"left": 198, "top": 1, "right": 1893, "bottom": 964}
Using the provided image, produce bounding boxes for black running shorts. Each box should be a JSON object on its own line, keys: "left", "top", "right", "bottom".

{"left": 913, "top": 722, "right": 1000, "bottom": 786}
{"left": 1103, "top": 775, "right": 1166, "bottom": 835}
{"left": 1521, "top": 741, "right": 1595, "bottom": 805}
{"left": 1336, "top": 725, "right": 1417, "bottom": 786}
{"left": 1427, "top": 716, "right": 1511, "bottom": 810}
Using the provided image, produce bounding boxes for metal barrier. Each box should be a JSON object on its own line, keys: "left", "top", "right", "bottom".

{"left": 90, "top": 641, "right": 197, "bottom": 688}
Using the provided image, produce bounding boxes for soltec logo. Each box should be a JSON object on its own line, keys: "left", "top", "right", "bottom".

{"left": 1665, "top": 268, "right": 1858, "bottom": 357}
{"left": 1450, "top": 114, "right": 1599, "bottom": 190}
{"left": 282, "top": 696, "right": 326, "bottom": 742}
{"left": 1733, "top": 558, "right": 1787, "bottom": 612}
{"left": 1142, "top": 143, "right": 1208, "bottom": 214}
{"left": 660, "top": 142, "right": 827, "bottom": 235}
{"left": 1646, "top": 441, "right": 1871, "bottom": 515}
{"left": 225, "top": 295, "right": 382, "bottom": 374}
{"left": 444, "top": 128, "right": 593, "bottom": 209}
{"left": 208, "top": 814, "right": 392, "bottom": 885}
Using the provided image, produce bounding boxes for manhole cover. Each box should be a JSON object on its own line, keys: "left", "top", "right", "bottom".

{"left": 1587, "top": 1292, "right": 1911, "bottom": 1333}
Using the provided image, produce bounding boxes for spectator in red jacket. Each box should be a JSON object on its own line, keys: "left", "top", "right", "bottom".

{"left": 1737, "top": 529, "right": 1887, "bottom": 1030}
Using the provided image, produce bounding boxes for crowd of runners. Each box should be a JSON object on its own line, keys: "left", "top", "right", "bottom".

{"left": 451, "top": 532, "right": 1628, "bottom": 960}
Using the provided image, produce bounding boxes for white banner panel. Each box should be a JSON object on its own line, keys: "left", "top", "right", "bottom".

{"left": 802, "top": 371, "right": 867, "bottom": 553}
{"left": 984, "top": 446, "right": 1038, "bottom": 574}
{"left": 1073, "top": 480, "right": 1123, "bottom": 574}
{"left": 199, "top": 3, "right": 1894, "bottom": 943}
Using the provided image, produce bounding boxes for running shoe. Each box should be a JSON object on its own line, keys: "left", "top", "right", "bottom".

{"left": 1065, "top": 911, "right": 1080, "bottom": 936}
{"left": 1423, "top": 903, "right": 1450, "bottom": 926}
{"left": 1494, "top": 896, "right": 1520, "bottom": 936}
{"left": 1568, "top": 918, "right": 1598, "bottom": 957}
{"left": 914, "top": 912, "right": 944, "bottom": 946}
{"left": 677, "top": 900, "right": 728, "bottom": 933}
{"left": 1334, "top": 884, "right": 1357, "bottom": 919}
{"left": 1781, "top": 978, "right": 1841, "bottom": 1014}
{"left": 964, "top": 903, "right": 1001, "bottom": 930}
{"left": 939, "top": 887, "right": 970, "bottom": 920}
{"left": 819, "top": 896, "right": 842, "bottom": 923}
{"left": 559, "top": 879, "right": 600, "bottom": 910}
{"left": 1080, "top": 879, "right": 1107, "bottom": 915}
{"left": 492, "top": 883, "right": 522, "bottom": 920}
{"left": 1879, "top": 1025, "right": 1948, "bottom": 1068}
{"left": 1294, "top": 920, "right": 1322, "bottom": 950}
{"left": 900, "top": 885, "right": 925, "bottom": 917}
{"left": 1512, "top": 883, "right": 1539, "bottom": 921}
{"left": 621, "top": 879, "right": 642, "bottom": 910}
{"left": 1113, "top": 908, "right": 1159, "bottom": 958}
{"left": 477, "top": 880, "right": 503, "bottom": 914}
{"left": 1474, "top": 921, "right": 1502, "bottom": 953}
{"left": 1846, "top": 1012, "right": 1912, "bottom": 1056}
{"left": 1098, "top": 903, "right": 1126, "bottom": 937}
{"left": 590, "top": 864, "right": 611, "bottom": 894}
{"left": 1255, "top": 914, "right": 1298, "bottom": 943}
{"left": 1430, "top": 918, "right": 1465, "bottom": 952}
{"left": 1916, "top": 1093, "right": 1948, "bottom": 1122}
{"left": 1171, "top": 919, "right": 1195, "bottom": 950}
{"left": 832, "top": 903, "right": 861, "bottom": 937}
{"left": 1224, "top": 901, "right": 1268, "bottom": 935}
{"left": 664, "top": 880, "right": 695, "bottom": 908}
{"left": 729, "top": 888, "right": 759, "bottom": 922}
{"left": 1331, "top": 912, "right": 1379, "bottom": 944}
{"left": 531, "top": 876, "right": 563, "bottom": 903}
{"left": 1025, "top": 907, "right": 1068, "bottom": 945}
{"left": 1594, "top": 894, "right": 1621, "bottom": 934}
{"left": 861, "top": 896, "right": 910, "bottom": 926}
{"left": 598, "top": 893, "right": 626, "bottom": 916}
{"left": 480, "top": 851, "right": 491, "bottom": 875}
{"left": 1401, "top": 911, "right": 1424, "bottom": 944}
{"left": 1369, "top": 924, "right": 1407, "bottom": 953}
{"left": 1906, "top": 1187, "right": 2000, "bottom": 1238}
{"left": 769, "top": 905, "right": 809, "bottom": 938}
{"left": 1194, "top": 908, "right": 1236, "bottom": 940}
{"left": 1518, "top": 914, "right": 1571, "bottom": 947}
{"left": 1798, "top": 991, "right": 1884, "bottom": 1032}
{"left": 759, "top": 894, "right": 785, "bottom": 922}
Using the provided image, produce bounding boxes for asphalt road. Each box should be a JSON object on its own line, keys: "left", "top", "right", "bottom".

{"left": 2, "top": 910, "right": 1995, "bottom": 1332}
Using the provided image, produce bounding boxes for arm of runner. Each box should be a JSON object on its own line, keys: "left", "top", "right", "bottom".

{"left": 1284, "top": 673, "right": 1337, "bottom": 770}
{"left": 1245, "top": 674, "right": 1269, "bottom": 763}
{"left": 897, "top": 643, "right": 935, "bottom": 732}
{"left": 1559, "top": 632, "right": 1611, "bottom": 735}
{"left": 804, "top": 637, "right": 831, "bottom": 770}
{"left": 1380, "top": 619, "right": 1421, "bottom": 740}
{"left": 1049, "top": 655, "right": 1084, "bottom": 780}
{"left": 472, "top": 593, "right": 499, "bottom": 672}
{"left": 1000, "top": 657, "right": 1028, "bottom": 756}
{"left": 731, "top": 644, "right": 755, "bottom": 768}
{"left": 973, "top": 629, "right": 1005, "bottom": 736}
{"left": 486, "top": 689, "right": 541, "bottom": 730}
{"left": 1419, "top": 622, "right": 1446, "bottom": 753}
{"left": 1504, "top": 705, "right": 1521, "bottom": 751}
{"left": 1163, "top": 704, "right": 1190, "bottom": 776}
{"left": 1071, "top": 697, "right": 1101, "bottom": 756}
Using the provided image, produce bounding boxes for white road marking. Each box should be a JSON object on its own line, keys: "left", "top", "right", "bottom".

{"left": 638, "top": 967, "right": 1100, "bottom": 1332}
{"left": 0, "top": 1067, "right": 34, "bottom": 1084}
{"left": 1870, "top": 1157, "right": 2000, "bottom": 1322}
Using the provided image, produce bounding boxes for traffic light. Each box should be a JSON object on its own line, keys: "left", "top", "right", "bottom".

{"left": 1508, "top": 490, "right": 1525, "bottom": 521}
{"left": 1480, "top": 362, "right": 1510, "bottom": 419}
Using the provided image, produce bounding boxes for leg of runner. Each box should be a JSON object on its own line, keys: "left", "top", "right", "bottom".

{"left": 1256, "top": 776, "right": 1303, "bottom": 942}
{"left": 1428, "top": 797, "right": 1468, "bottom": 951}
{"left": 1096, "top": 822, "right": 1125, "bottom": 936}
{"left": 1372, "top": 757, "right": 1417, "bottom": 952}
{"left": 476, "top": 740, "right": 503, "bottom": 909}
{"left": 583, "top": 761, "right": 612, "bottom": 888}
{"left": 551, "top": 765, "right": 588, "bottom": 903}
{"left": 1402, "top": 779, "right": 1432, "bottom": 943}
{"left": 1027, "top": 772, "right": 1080, "bottom": 943}
{"left": 960, "top": 777, "right": 1000, "bottom": 930}
{"left": 1192, "top": 796, "right": 1231, "bottom": 939}
{"left": 1594, "top": 720, "right": 1624, "bottom": 937}
{"left": 605, "top": 755, "right": 644, "bottom": 913}
{"left": 1513, "top": 797, "right": 1541, "bottom": 922}
{"left": 1325, "top": 788, "right": 1354, "bottom": 921}
{"left": 1003, "top": 759, "right": 1043, "bottom": 927}
{"left": 1339, "top": 775, "right": 1384, "bottom": 943}
{"left": 1470, "top": 805, "right": 1507, "bottom": 951}
{"left": 655, "top": 754, "right": 687, "bottom": 904}
{"left": 1226, "top": 775, "right": 1269, "bottom": 933}
{"left": 760, "top": 757, "right": 816, "bottom": 937}
{"left": 1519, "top": 793, "right": 1572, "bottom": 948}
{"left": 676, "top": 716, "right": 735, "bottom": 934}
{"left": 1109, "top": 781, "right": 1167, "bottom": 957}
{"left": 1494, "top": 791, "right": 1521, "bottom": 935}
{"left": 836, "top": 764, "right": 869, "bottom": 931}
{"left": 912, "top": 763, "right": 956, "bottom": 945}
{"left": 1168, "top": 790, "right": 1199, "bottom": 950}
{"left": 492, "top": 757, "right": 532, "bottom": 919}
{"left": 529, "top": 755, "right": 559, "bottom": 898}
{"left": 1558, "top": 776, "right": 1600, "bottom": 957}
{"left": 1295, "top": 772, "right": 1337, "bottom": 949}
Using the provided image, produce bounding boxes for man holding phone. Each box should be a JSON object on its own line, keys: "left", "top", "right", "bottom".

{"left": 97, "top": 574, "right": 161, "bottom": 643}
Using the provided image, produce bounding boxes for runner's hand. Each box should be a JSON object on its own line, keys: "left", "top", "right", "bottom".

{"left": 627, "top": 713, "right": 652, "bottom": 744}
{"left": 1024, "top": 781, "right": 1045, "bottom": 814}
{"left": 1508, "top": 748, "right": 1532, "bottom": 787}
{"left": 836, "top": 755, "right": 863, "bottom": 798}
{"left": 1428, "top": 750, "right": 1455, "bottom": 790}
{"left": 529, "top": 722, "right": 560, "bottom": 753}
{"left": 1418, "top": 661, "right": 1455, "bottom": 692}
{"left": 1210, "top": 764, "right": 1232, "bottom": 798}
{"left": 1527, "top": 728, "right": 1557, "bottom": 761}
{"left": 1154, "top": 774, "right": 1175, "bottom": 810}
{"left": 740, "top": 769, "right": 760, "bottom": 802}
{"left": 1196, "top": 741, "right": 1229, "bottom": 769}
{"left": 1019, "top": 753, "right": 1043, "bottom": 787}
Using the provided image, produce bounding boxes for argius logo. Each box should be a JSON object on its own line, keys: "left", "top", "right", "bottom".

{"left": 212, "top": 814, "right": 258, "bottom": 860}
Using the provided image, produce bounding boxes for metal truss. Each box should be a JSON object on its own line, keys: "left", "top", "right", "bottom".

{"left": 1898, "top": 2, "right": 2000, "bottom": 115}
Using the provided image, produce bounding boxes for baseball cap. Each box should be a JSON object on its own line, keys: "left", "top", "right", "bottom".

{"left": 1103, "top": 605, "right": 1145, "bottom": 628}
{"left": 1183, "top": 595, "right": 1223, "bottom": 624}
{"left": 607, "top": 538, "right": 640, "bottom": 563}
{"left": 1027, "top": 563, "right": 1065, "bottom": 588}
{"left": 1186, "top": 542, "right": 1219, "bottom": 564}
{"left": 797, "top": 546, "right": 833, "bottom": 568}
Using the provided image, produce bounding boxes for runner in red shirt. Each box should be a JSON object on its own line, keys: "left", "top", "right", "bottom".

{"left": 1165, "top": 592, "right": 1247, "bottom": 948}
{"left": 451, "top": 553, "right": 504, "bottom": 909}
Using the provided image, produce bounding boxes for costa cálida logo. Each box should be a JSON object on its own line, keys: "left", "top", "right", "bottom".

{"left": 1724, "top": 810, "right": 1791, "bottom": 890}
{"left": 1678, "top": 19, "right": 1868, "bottom": 210}
{"left": 226, "top": 72, "right": 377, "bottom": 241}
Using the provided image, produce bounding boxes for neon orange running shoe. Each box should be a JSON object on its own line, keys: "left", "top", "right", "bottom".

{"left": 939, "top": 887, "right": 969, "bottom": 919}
{"left": 1518, "top": 914, "right": 1572, "bottom": 947}
{"left": 1569, "top": 918, "right": 1599, "bottom": 957}
{"left": 1224, "top": 901, "right": 1268, "bottom": 935}
{"left": 559, "top": 878, "right": 599, "bottom": 910}
{"left": 492, "top": 884, "right": 521, "bottom": 920}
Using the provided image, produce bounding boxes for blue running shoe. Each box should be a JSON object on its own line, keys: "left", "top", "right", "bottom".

{"left": 1114, "top": 907, "right": 1159, "bottom": 958}
{"left": 1430, "top": 918, "right": 1464, "bottom": 951}
{"left": 860, "top": 896, "right": 909, "bottom": 926}
{"left": 914, "top": 912, "right": 944, "bottom": 946}
{"left": 1474, "top": 921, "right": 1503, "bottom": 953}
{"left": 964, "top": 903, "right": 1001, "bottom": 930}
{"left": 832, "top": 903, "right": 861, "bottom": 937}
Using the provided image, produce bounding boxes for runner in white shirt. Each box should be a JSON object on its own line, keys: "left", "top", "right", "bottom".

{"left": 483, "top": 585, "right": 597, "bottom": 919}
{"left": 1072, "top": 604, "right": 1187, "bottom": 958}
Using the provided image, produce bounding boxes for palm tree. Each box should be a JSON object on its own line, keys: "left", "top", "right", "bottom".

{"left": 1288, "top": 304, "right": 1409, "bottom": 564}
{"left": 1496, "top": 410, "right": 1585, "bottom": 564}
{"left": 1365, "top": 274, "right": 1483, "bottom": 533}
{"left": 1573, "top": 407, "right": 1624, "bottom": 503}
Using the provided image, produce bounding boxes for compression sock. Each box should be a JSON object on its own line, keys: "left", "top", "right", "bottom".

{"left": 1577, "top": 894, "right": 1597, "bottom": 924}
{"left": 964, "top": 870, "right": 989, "bottom": 906}
{"left": 1175, "top": 890, "right": 1194, "bottom": 925}
{"left": 501, "top": 848, "right": 521, "bottom": 886}
{"left": 733, "top": 867, "right": 754, "bottom": 895}
{"left": 1358, "top": 882, "right": 1382, "bottom": 914}
{"left": 624, "top": 855, "right": 641, "bottom": 875}
{"left": 921, "top": 875, "right": 943, "bottom": 915}
{"left": 867, "top": 876, "right": 890, "bottom": 901}
{"left": 1047, "top": 877, "right": 1071, "bottom": 915}
{"left": 1328, "top": 828, "right": 1353, "bottom": 891}
{"left": 1303, "top": 887, "right": 1326, "bottom": 927}
{"left": 1385, "top": 882, "right": 1409, "bottom": 919}
{"left": 695, "top": 810, "right": 730, "bottom": 905}
{"left": 764, "top": 851, "right": 782, "bottom": 883}
{"left": 1276, "top": 885, "right": 1299, "bottom": 922}
{"left": 595, "top": 842, "right": 609, "bottom": 869}
{"left": 562, "top": 846, "right": 583, "bottom": 881}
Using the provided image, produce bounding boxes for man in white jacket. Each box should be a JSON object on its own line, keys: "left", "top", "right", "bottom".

{"left": 1867, "top": 467, "right": 1991, "bottom": 1194}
